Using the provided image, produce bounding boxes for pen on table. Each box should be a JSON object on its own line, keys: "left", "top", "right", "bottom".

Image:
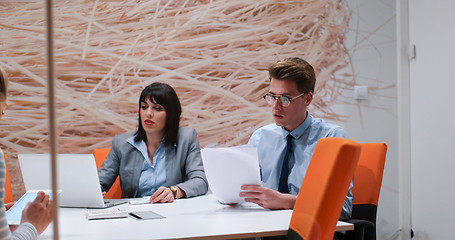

{"left": 129, "top": 198, "right": 151, "bottom": 205}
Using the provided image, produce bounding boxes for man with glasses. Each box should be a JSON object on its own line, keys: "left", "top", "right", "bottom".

{"left": 239, "top": 57, "right": 352, "bottom": 224}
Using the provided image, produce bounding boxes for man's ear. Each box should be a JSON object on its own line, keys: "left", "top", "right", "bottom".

{"left": 304, "top": 92, "right": 313, "bottom": 106}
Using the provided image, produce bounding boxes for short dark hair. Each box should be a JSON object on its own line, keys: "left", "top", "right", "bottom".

{"left": 134, "top": 82, "right": 182, "bottom": 147}
{"left": 268, "top": 57, "right": 316, "bottom": 93}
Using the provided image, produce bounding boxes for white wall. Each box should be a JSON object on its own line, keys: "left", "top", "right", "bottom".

{"left": 345, "top": 1, "right": 455, "bottom": 239}
{"left": 334, "top": 0, "right": 400, "bottom": 239}
{"left": 409, "top": 0, "right": 455, "bottom": 239}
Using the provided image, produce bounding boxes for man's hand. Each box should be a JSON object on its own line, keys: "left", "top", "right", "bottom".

{"left": 20, "top": 191, "right": 52, "bottom": 234}
{"left": 239, "top": 185, "right": 296, "bottom": 210}
{"left": 149, "top": 186, "right": 174, "bottom": 203}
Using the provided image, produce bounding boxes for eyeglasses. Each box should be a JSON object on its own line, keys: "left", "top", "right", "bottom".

{"left": 263, "top": 92, "right": 305, "bottom": 107}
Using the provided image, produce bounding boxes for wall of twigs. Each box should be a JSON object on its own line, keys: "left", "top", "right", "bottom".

{"left": 0, "top": 0, "right": 352, "bottom": 198}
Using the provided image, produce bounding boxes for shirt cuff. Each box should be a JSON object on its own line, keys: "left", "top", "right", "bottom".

{"left": 13, "top": 222, "right": 39, "bottom": 240}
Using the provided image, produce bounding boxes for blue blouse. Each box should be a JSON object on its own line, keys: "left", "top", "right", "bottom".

{"left": 126, "top": 137, "right": 167, "bottom": 197}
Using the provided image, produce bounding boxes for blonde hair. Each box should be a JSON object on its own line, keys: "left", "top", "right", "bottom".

{"left": 0, "top": 66, "right": 7, "bottom": 101}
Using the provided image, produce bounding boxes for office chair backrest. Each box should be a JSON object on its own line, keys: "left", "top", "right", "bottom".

{"left": 93, "top": 148, "right": 122, "bottom": 199}
{"left": 346, "top": 143, "right": 387, "bottom": 240}
{"left": 1, "top": 149, "right": 13, "bottom": 203}
{"left": 288, "top": 137, "right": 361, "bottom": 240}
{"left": 353, "top": 143, "right": 387, "bottom": 206}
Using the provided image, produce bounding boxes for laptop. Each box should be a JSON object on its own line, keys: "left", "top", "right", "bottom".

{"left": 18, "top": 153, "right": 127, "bottom": 208}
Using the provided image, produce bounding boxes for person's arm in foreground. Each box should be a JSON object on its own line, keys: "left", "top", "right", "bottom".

{"left": 239, "top": 185, "right": 296, "bottom": 210}
{"left": 1, "top": 191, "right": 52, "bottom": 240}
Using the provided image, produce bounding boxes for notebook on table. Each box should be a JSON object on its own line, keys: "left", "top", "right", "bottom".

{"left": 18, "top": 153, "right": 127, "bottom": 208}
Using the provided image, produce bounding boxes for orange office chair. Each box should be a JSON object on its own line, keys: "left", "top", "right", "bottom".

{"left": 93, "top": 148, "right": 122, "bottom": 199}
{"left": 345, "top": 143, "right": 387, "bottom": 240}
{"left": 1, "top": 149, "right": 14, "bottom": 203}
{"left": 287, "top": 137, "right": 361, "bottom": 240}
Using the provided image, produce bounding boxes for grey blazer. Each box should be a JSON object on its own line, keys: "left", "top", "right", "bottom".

{"left": 98, "top": 127, "right": 208, "bottom": 198}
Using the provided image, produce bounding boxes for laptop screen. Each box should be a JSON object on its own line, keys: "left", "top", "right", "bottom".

{"left": 18, "top": 154, "right": 106, "bottom": 208}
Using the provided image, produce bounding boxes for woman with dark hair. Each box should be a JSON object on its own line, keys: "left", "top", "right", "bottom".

{"left": 98, "top": 82, "right": 208, "bottom": 203}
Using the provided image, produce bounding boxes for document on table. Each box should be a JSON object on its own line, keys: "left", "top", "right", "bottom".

{"left": 201, "top": 145, "right": 261, "bottom": 204}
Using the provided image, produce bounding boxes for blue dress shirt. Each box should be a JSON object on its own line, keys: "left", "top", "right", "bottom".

{"left": 127, "top": 137, "right": 167, "bottom": 197}
{"left": 248, "top": 113, "right": 353, "bottom": 220}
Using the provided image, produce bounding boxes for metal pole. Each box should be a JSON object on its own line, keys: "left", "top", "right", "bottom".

{"left": 45, "top": 0, "right": 59, "bottom": 239}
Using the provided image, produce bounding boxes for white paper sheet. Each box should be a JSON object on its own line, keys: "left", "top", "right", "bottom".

{"left": 201, "top": 145, "right": 261, "bottom": 204}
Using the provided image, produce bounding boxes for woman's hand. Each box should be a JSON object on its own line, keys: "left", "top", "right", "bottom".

{"left": 149, "top": 186, "right": 174, "bottom": 203}
{"left": 20, "top": 191, "right": 52, "bottom": 234}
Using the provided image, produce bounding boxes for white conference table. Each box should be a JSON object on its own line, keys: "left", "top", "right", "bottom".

{"left": 40, "top": 194, "right": 353, "bottom": 240}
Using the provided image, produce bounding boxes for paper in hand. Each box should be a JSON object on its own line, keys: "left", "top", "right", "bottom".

{"left": 201, "top": 145, "right": 261, "bottom": 204}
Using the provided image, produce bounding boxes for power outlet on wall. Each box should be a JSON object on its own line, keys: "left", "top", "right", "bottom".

{"left": 354, "top": 85, "right": 368, "bottom": 100}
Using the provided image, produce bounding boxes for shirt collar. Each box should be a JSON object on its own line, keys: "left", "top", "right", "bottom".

{"left": 281, "top": 111, "right": 312, "bottom": 139}
{"left": 126, "top": 135, "right": 147, "bottom": 155}
{"left": 126, "top": 135, "right": 167, "bottom": 148}
{"left": 126, "top": 135, "right": 166, "bottom": 162}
